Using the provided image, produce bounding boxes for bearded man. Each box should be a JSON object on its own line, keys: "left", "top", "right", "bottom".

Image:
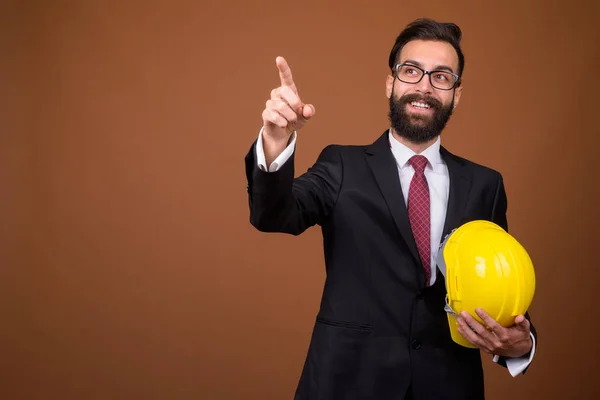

{"left": 244, "top": 17, "right": 537, "bottom": 400}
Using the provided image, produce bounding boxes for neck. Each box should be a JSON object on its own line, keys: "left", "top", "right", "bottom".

{"left": 390, "top": 129, "right": 438, "bottom": 154}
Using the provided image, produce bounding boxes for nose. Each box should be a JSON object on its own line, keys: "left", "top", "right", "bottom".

{"left": 414, "top": 72, "right": 433, "bottom": 94}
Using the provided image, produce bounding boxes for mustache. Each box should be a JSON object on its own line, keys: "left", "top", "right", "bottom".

{"left": 399, "top": 93, "right": 443, "bottom": 110}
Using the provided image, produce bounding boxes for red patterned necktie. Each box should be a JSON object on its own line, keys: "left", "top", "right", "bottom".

{"left": 408, "top": 155, "right": 431, "bottom": 285}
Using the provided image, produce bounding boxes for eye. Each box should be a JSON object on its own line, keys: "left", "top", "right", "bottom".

{"left": 433, "top": 73, "right": 448, "bottom": 81}
{"left": 400, "top": 66, "right": 419, "bottom": 76}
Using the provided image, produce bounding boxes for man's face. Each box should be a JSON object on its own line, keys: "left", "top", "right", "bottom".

{"left": 386, "top": 40, "right": 463, "bottom": 144}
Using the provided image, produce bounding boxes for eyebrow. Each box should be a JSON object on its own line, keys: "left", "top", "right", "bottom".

{"left": 401, "top": 59, "right": 456, "bottom": 74}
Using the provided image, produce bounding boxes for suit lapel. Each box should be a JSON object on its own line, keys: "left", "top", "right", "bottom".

{"left": 365, "top": 134, "right": 473, "bottom": 266}
{"left": 440, "top": 146, "right": 472, "bottom": 241}
{"left": 365, "top": 132, "right": 421, "bottom": 265}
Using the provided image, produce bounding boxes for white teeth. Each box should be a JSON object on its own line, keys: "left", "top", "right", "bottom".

{"left": 411, "top": 101, "right": 430, "bottom": 109}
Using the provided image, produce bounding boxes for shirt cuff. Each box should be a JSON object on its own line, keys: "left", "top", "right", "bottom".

{"left": 255, "top": 127, "right": 296, "bottom": 172}
{"left": 493, "top": 332, "right": 536, "bottom": 377}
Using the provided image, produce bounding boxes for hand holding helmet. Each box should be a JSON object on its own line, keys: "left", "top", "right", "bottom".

{"left": 437, "top": 220, "right": 536, "bottom": 358}
{"left": 456, "top": 308, "right": 533, "bottom": 357}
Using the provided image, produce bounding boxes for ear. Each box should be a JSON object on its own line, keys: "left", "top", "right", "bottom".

{"left": 386, "top": 74, "right": 394, "bottom": 98}
{"left": 452, "top": 85, "right": 463, "bottom": 109}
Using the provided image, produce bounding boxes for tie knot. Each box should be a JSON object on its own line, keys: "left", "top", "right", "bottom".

{"left": 409, "top": 155, "right": 428, "bottom": 173}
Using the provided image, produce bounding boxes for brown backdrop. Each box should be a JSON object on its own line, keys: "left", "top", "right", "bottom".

{"left": 2, "top": 0, "right": 599, "bottom": 399}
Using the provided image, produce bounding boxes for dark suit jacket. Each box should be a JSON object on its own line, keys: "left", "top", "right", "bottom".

{"left": 245, "top": 130, "right": 537, "bottom": 400}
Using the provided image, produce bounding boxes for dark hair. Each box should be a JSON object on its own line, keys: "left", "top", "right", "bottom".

{"left": 388, "top": 18, "right": 465, "bottom": 82}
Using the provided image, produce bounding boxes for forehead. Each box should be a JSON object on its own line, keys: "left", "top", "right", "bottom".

{"left": 398, "top": 40, "right": 459, "bottom": 73}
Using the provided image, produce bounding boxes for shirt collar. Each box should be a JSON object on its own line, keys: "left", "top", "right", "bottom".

{"left": 387, "top": 129, "right": 442, "bottom": 170}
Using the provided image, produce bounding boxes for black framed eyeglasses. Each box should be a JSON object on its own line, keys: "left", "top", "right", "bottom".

{"left": 394, "top": 63, "right": 460, "bottom": 91}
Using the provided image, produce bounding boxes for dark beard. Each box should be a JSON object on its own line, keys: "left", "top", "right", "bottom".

{"left": 388, "top": 92, "right": 454, "bottom": 144}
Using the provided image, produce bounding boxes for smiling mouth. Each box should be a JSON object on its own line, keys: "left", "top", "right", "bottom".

{"left": 410, "top": 101, "right": 431, "bottom": 110}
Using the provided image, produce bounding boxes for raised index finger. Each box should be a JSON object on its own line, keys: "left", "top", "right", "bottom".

{"left": 276, "top": 56, "right": 296, "bottom": 90}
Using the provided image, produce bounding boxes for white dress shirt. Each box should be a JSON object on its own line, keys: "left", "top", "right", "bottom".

{"left": 255, "top": 127, "right": 535, "bottom": 377}
{"left": 388, "top": 131, "right": 448, "bottom": 287}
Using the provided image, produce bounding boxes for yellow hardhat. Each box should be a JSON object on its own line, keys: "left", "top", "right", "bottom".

{"left": 436, "top": 220, "right": 536, "bottom": 348}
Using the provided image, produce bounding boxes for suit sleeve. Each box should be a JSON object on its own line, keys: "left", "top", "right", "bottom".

{"left": 490, "top": 172, "right": 538, "bottom": 376}
{"left": 244, "top": 140, "right": 343, "bottom": 235}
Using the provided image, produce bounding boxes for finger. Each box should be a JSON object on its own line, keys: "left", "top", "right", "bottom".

{"left": 459, "top": 312, "right": 496, "bottom": 343}
{"left": 456, "top": 317, "right": 491, "bottom": 352}
{"left": 267, "top": 99, "right": 297, "bottom": 124}
{"left": 293, "top": 104, "right": 316, "bottom": 131}
{"left": 275, "top": 86, "right": 304, "bottom": 115}
{"left": 262, "top": 108, "right": 288, "bottom": 129}
{"left": 515, "top": 315, "right": 530, "bottom": 332}
{"left": 302, "top": 104, "right": 316, "bottom": 120}
{"left": 276, "top": 56, "right": 297, "bottom": 92}
{"left": 475, "top": 308, "right": 503, "bottom": 334}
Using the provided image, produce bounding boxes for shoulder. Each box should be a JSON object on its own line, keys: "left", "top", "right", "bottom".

{"left": 442, "top": 146, "right": 503, "bottom": 181}
{"left": 314, "top": 142, "right": 370, "bottom": 161}
{"left": 315, "top": 130, "right": 390, "bottom": 160}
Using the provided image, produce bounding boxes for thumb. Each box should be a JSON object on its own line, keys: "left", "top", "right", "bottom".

{"left": 515, "top": 315, "right": 529, "bottom": 330}
{"left": 301, "top": 104, "right": 316, "bottom": 120}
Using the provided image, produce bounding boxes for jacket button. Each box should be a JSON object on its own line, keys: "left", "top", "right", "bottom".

{"left": 411, "top": 340, "right": 421, "bottom": 350}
